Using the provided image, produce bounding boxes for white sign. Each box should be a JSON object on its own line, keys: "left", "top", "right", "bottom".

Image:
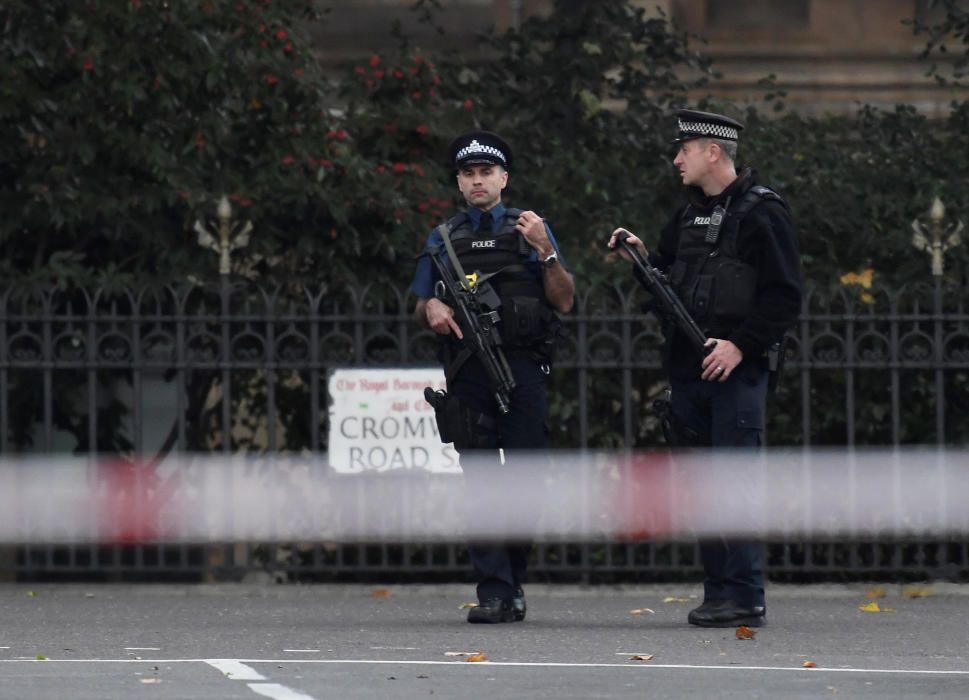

{"left": 327, "top": 368, "right": 459, "bottom": 473}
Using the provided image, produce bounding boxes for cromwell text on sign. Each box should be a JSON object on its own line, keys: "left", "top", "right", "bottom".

{"left": 327, "top": 368, "right": 458, "bottom": 473}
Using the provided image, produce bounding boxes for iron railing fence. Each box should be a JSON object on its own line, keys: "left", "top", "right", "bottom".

{"left": 2, "top": 277, "right": 968, "bottom": 581}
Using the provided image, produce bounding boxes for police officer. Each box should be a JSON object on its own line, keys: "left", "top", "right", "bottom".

{"left": 412, "top": 130, "right": 574, "bottom": 623}
{"left": 608, "top": 109, "right": 802, "bottom": 628}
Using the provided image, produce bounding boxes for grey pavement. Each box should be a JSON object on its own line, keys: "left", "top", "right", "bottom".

{"left": 0, "top": 582, "right": 967, "bottom": 699}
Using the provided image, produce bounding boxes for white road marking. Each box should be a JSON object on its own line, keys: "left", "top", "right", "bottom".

{"left": 0, "top": 658, "right": 966, "bottom": 677}
{"left": 206, "top": 659, "right": 317, "bottom": 700}
{"left": 233, "top": 659, "right": 969, "bottom": 676}
{"left": 247, "top": 683, "right": 315, "bottom": 700}
{"left": 369, "top": 646, "right": 419, "bottom": 650}
{"left": 125, "top": 647, "right": 160, "bottom": 651}
{"left": 205, "top": 659, "right": 266, "bottom": 681}
{"left": 283, "top": 649, "right": 321, "bottom": 653}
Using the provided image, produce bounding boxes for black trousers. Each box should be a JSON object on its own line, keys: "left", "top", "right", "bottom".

{"left": 671, "top": 359, "right": 768, "bottom": 608}
{"left": 447, "top": 352, "right": 549, "bottom": 603}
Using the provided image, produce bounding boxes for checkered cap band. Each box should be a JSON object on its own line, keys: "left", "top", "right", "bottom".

{"left": 456, "top": 139, "right": 506, "bottom": 165}
{"left": 678, "top": 119, "right": 740, "bottom": 141}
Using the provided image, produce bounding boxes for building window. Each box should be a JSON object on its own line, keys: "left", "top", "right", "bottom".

{"left": 705, "top": 0, "right": 810, "bottom": 30}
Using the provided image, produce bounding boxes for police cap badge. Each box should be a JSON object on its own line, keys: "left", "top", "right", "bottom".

{"left": 448, "top": 130, "right": 513, "bottom": 170}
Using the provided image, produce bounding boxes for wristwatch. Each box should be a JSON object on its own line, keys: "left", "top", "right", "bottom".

{"left": 541, "top": 251, "right": 558, "bottom": 269}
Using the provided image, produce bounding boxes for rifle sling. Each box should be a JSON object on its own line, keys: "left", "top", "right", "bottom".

{"left": 436, "top": 223, "right": 471, "bottom": 291}
{"left": 434, "top": 222, "right": 477, "bottom": 387}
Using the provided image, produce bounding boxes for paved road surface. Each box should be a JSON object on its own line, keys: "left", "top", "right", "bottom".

{"left": 1, "top": 582, "right": 967, "bottom": 699}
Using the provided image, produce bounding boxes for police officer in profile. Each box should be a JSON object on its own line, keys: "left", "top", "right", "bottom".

{"left": 411, "top": 130, "right": 574, "bottom": 623}
{"left": 608, "top": 109, "right": 802, "bottom": 628}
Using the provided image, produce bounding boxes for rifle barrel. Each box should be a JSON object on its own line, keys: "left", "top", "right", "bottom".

{"left": 617, "top": 233, "right": 711, "bottom": 355}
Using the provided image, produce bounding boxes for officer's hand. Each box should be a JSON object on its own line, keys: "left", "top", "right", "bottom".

{"left": 608, "top": 227, "right": 648, "bottom": 262}
{"left": 516, "top": 210, "right": 553, "bottom": 256}
{"left": 700, "top": 339, "right": 743, "bottom": 382}
{"left": 425, "top": 298, "right": 463, "bottom": 339}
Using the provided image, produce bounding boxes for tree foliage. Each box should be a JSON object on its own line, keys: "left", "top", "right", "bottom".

{"left": 911, "top": 0, "right": 969, "bottom": 85}
{"left": 1, "top": 1, "right": 346, "bottom": 286}
{"left": 4, "top": 0, "right": 966, "bottom": 290}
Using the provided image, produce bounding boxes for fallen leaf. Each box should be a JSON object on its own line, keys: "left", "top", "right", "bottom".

{"left": 802, "top": 661, "right": 818, "bottom": 668}
{"left": 864, "top": 587, "right": 886, "bottom": 599}
{"left": 860, "top": 601, "right": 897, "bottom": 613}
{"left": 458, "top": 602, "right": 478, "bottom": 610}
{"left": 629, "top": 654, "right": 654, "bottom": 661}
{"left": 371, "top": 589, "right": 391, "bottom": 599}
{"left": 735, "top": 626, "right": 757, "bottom": 640}
{"left": 903, "top": 586, "right": 934, "bottom": 599}
{"left": 629, "top": 608, "right": 655, "bottom": 615}
{"left": 140, "top": 678, "right": 162, "bottom": 684}
{"left": 663, "top": 596, "right": 691, "bottom": 603}
{"left": 35, "top": 654, "right": 47, "bottom": 660}
{"left": 27, "top": 591, "right": 38, "bottom": 598}
{"left": 466, "top": 653, "right": 487, "bottom": 663}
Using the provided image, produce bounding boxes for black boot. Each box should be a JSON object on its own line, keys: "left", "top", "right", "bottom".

{"left": 467, "top": 598, "right": 516, "bottom": 624}
{"left": 688, "top": 600, "right": 766, "bottom": 628}
{"left": 512, "top": 587, "right": 526, "bottom": 621}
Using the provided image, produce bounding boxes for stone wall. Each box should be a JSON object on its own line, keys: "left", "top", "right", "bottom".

{"left": 314, "top": 0, "right": 962, "bottom": 115}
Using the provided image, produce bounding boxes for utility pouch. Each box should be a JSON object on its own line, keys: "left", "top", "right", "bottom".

{"left": 692, "top": 274, "right": 713, "bottom": 319}
{"left": 711, "top": 259, "right": 757, "bottom": 321}
{"left": 534, "top": 309, "right": 564, "bottom": 366}
{"left": 504, "top": 296, "right": 544, "bottom": 345}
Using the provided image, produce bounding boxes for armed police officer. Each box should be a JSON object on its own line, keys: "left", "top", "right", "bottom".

{"left": 609, "top": 109, "right": 801, "bottom": 628}
{"left": 412, "top": 130, "right": 574, "bottom": 624}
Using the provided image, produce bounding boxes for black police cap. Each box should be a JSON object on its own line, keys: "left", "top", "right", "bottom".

{"left": 673, "top": 109, "right": 744, "bottom": 143}
{"left": 448, "top": 130, "right": 513, "bottom": 170}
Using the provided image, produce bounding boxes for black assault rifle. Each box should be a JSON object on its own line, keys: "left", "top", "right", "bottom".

{"left": 615, "top": 231, "right": 713, "bottom": 356}
{"left": 425, "top": 247, "right": 516, "bottom": 414}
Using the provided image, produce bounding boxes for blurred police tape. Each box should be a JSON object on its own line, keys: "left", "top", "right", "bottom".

{"left": 0, "top": 449, "right": 965, "bottom": 543}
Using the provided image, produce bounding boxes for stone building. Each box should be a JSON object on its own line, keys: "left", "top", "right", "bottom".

{"left": 316, "top": 0, "right": 965, "bottom": 115}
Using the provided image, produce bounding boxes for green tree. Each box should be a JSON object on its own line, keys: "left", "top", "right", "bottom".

{"left": 429, "top": 0, "right": 715, "bottom": 288}
{"left": 1, "top": 1, "right": 348, "bottom": 288}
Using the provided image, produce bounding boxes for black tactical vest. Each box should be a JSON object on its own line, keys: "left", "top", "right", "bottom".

{"left": 668, "top": 186, "right": 784, "bottom": 337}
{"left": 446, "top": 208, "right": 542, "bottom": 299}
{"left": 441, "top": 208, "right": 559, "bottom": 354}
